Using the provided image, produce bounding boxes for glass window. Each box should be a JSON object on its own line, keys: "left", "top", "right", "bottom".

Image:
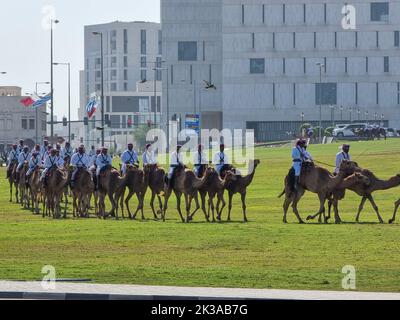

{"left": 111, "top": 57, "right": 117, "bottom": 67}
{"left": 371, "top": 2, "right": 389, "bottom": 22}
{"left": 111, "top": 70, "right": 117, "bottom": 80}
{"left": 124, "top": 82, "right": 128, "bottom": 91}
{"left": 139, "top": 97, "right": 150, "bottom": 113}
{"left": 124, "top": 29, "right": 128, "bottom": 54}
{"left": 111, "top": 83, "right": 117, "bottom": 91}
{"left": 124, "top": 69, "right": 128, "bottom": 81}
{"left": 250, "top": 58, "right": 265, "bottom": 74}
{"left": 178, "top": 41, "right": 197, "bottom": 61}
{"left": 21, "top": 119, "right": 27, "bottom": 130}
{"left": 29, "top": 119, "right": 35, "bottom": 130}
{"left": 141, "top": 70, "right": 147, "bottom": 81}
{"left": 315, "top": 83, "right": 337, "bottom": 105}
{"left": 395, "top": 31, "right": 399, "bottom": 47}
{"left": 158, "top": 30, "right": 162, "bottom": 55}
{"left": 124, "top": 56, "right": 128, "bottom": 67}
{"left": 141, "top": 30, "right": 146, "bottom": 55}
{"left": 384, "top": 56, "right": 389, "bottom": 72}
{"left": 141, "top": 56, "right": 147, "bottom": 68}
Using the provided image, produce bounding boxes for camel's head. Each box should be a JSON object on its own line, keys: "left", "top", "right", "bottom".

{"left": 224, "top": 170, "right": 238, "bottom": 182}
{"left": 338, "top": 159, "right": 357, "bottom": 175}
{"left": 352, "top": 172, "right": 371, "bottom": 186}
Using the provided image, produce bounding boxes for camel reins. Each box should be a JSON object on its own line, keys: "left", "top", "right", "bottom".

{"left": 312, "top": 159, "right": 336, "bottom": 168}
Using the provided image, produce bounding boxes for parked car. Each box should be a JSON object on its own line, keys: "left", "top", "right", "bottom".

{"left": 333, "top": 123, "right": 367, "bottom": 137}
{"left": 385, "top": 128, "right": 398, "bottom": 137}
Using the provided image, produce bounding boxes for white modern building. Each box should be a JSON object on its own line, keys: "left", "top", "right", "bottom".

{"left": 79, "top": 21, "right": 162, "bottom": 147}
{"left": 161, "top": 0, "right": 400, "bottom": 141}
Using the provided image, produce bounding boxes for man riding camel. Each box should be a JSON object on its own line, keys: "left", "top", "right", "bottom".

{"left": 166, "top": 145, "right": 184, "bottom": 188}
{"left": 40, "top": 140, "right": 49, "bottom": 160}
{"left": 16, "top": 146, "right": 30, "bottom": 174}
{"left": 6, "top": 144, "right": 18, "bottom": 178}
{"left": 40, "top": 148, "right": 58, "bottom": 183}
{"left": 193, "top": 144, "right": 208, "bottom": 177}
{"left": 142, "top": 144, "right": 157, "bottom": 165}
{"left": 120, "top": 143, "right": 139, "bottom": 175}
{"left": 95, "top": 147, "right": 113, "bottom": 191}
{"left": 292, "top": 138, "right": 313, "bottom": 191}
{"left": 70, "top": 145, "right": 91, "bottom": 189}
{"left": 16, "top": 139, "right": 24, "bottom": 155}
{"left": 334, "top": 144, "right": 351, "bottom": 175}
{"left": 26, "top": 152, "right": 41, "bottom": 182}
{"left": 213, "top": 144, "right": 231, "bottom": 177}
{"left": 61, "top": 141, "right": 74, "bottom": 161}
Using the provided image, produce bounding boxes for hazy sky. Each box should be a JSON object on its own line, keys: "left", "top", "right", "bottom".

{"left": 0, "top": 0, "right": 160, "bottom": 120}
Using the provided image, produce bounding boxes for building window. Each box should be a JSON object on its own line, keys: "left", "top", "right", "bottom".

{"left": 293, "top": 83, "right": 296, "bottom": 105}
{"left": 371, "top": 2, "right": 389, "bottom": 22}
{"left": 209, "top": 64, "right": 212, "bottom": 83}
{"left": 366, "top": 57, "right": 369, "bottom": 73}
{"left": 250, "top": 58, "right": 265, "bottom": 74}
{"left": 111, "top": 83, "right": 117, "bottom": 91}
{"left": 171, "top": 65, "right": 174, "bottom": 84}
{"left": 355, "top": 31, "right": 358, "bottom": 48}
{"left": 303, "top": 58, "right": 306, "bottom": 74}
{"left": 303, "top": 4, "right": 306, "bottom": 23}
{"left": 376, "top": 31, "right": 379, "bottom": 47}
{"left": 178, "top": 41, "right": 197, "bottom": 61}
{"left": 111, "top": 70, "right": 117, "bottom": 81}
{"left": 397, "top": 83, "right": 400, "bottom": 104}
{"left": 324, "top": 3, "right": 327, "bottom": 24}
{"left": 315, "top": 83, "right": 337, "bottom": 105}
{"left": 314, "top": 32, "right": 317, "bottom": 48}
{"left": 156, "top": 57, "right": 162, "bottom": 81}
{"left": 252, "top": 33, "right": 255, "bottom": 49}
{"left": 141, "top": 56, "right": 147, "bottom": 68}
{"left": 355, "top": 83, "right": 358, "bottom": 105}
{"left": 202, "top": 41, "right": 206, "bottom": 61}
{"left": 384, "top": 56, "right": 389, "bottom": 72}
{"left": 29, "top": 119, "right": 35, "bottom": 130}
{"left": 345, "top": 57, "right": 348, "bottom": 73}
{"left": 334, "top": 32, "right": 337, "bottom": 48}
{"left": 283, "top": 58, "right": 286, "bottom": 74}
{"left": 242, "top": 4, "right": 245, "bottom": 24}
{"left": 124, "top": 29, "right": 128, "bottom": 54}
{"left": 110, "top": 30, "right": 117, "bottom": 53}
{"left": 272, "top": 32, "right": 275, "bottom": 49}
{"left": 124, "top": 69, "right": 128, "bottom": 81}
{"left": 283, "top": 4, "right": 286, "bottom": 23}
{"left": 141, "top": 70, "right": 147, "bottom": 81}
{"left": 21, "top": 119, "right": 28, "bottom": 130}
{"left": 141, "top": 30, "right": 147, "bottom": 55}
{"left": 111, "top": 56, "right": 117, "bottom": 68}
{"left": 124, "top": 56, "right": 128, "bottom": 67}
{"left": 262, "top": 4, "right": 265, "bottom": 23}
{"left": 158, "top": 30, "right": 162, "bottom": 55}
{"left": 272, "top": 83, "right": 276, "bottom": 106}
{"left": 293, "top": 32, "right": 296, "bottom": 48}
{"left": 395, "top": 31, "right": 399, "bottom": 47}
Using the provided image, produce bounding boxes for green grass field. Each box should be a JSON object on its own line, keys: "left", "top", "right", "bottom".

{"left": 0, "top": 139, "right": 399, "bottom": 292}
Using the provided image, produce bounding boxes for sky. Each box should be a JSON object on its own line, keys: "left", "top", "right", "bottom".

{"left": 0, "top": 0, "right": 160, "bottom": 120}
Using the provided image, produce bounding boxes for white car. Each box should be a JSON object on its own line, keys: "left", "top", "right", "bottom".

{"left": 385, "top": 128, "right": 397, "bottom": 137}
{"left": 333, "top": 123, "right": 367, "bottom": 138}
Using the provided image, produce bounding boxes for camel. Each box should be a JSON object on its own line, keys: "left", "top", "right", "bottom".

{"left": 196, "top": 165, "right": 237, "bottom": 222}
{"left": 217, "top": 159, "right": 261, "bottom": 223}
{"left": 146, "top": 164, "right": 166, "bottom": 219}
{"left": 389, "top": 199, "right": 400, "bottom": 224}
{"left": 280, "top": 160, "right": 357, "bottom": 224}
{"left": 97, "top": 166, "right": 125, "bottom": 219}
{"left": 71, "top": 168, "right": 94, "bottom": 218}
{"left": 7, "top": 162, "right": 18, "bottom": 203}
{"left": 162, "top": 166, "right": 212, "bottom": 223}
{"left": 28, "top": 167, "right": 42, "bottom": 215}
{"left": 115, "top": 165, "right": 149, "bottom": 220}
{"left": 327, "top": 169, "right": 400, "bottom": 224}
{"left": 18, "top": 162, "right": 30, "bottom": 208}
{"left": 43, "top": 168, "right": 69, "bottom": 219}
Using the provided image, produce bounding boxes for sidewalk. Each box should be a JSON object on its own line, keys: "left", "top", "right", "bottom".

{"left": 0, "top": 281, "right": 399, "bottom": 300}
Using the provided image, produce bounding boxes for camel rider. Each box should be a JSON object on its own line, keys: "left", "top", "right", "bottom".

{"left": 16, "top": 139, "right": 24, "bottom": 155}
{"left": 16, "top": 146, "right": 30, "bottom": 173}
{"left": 121, "top": 143, "right": 139, "bottom": 175}
{"left": 70, "top": 145, "right": 91, "bottom": 189}
{"left": 213, "top": 144, "right": 230, "bottom": 176}
{"left": 42, "top": 145, "right": 53, "bottom": 163}
{"left": 292, "top": 139, "right": 312, "bottom": 190}
{"left": 55, "top": 147, "right": 64, "bottom": 168}
{"left": 40, "top": 140, "right": 49, "bottom": 161}
{"left": 193, "top": 144, "right": 208, "bottom": 177}
{"left": 334, "top": 144, "right": 351, "bottom": 174}
{"left": 40, "top": 149, "right": 58, "bottom": 182}
{"left": 90, "top": 149, "right": 101, "bottom": 168}
{"left": 88, "top": 145, "right": 96, "bottom": 157}
{"left": 61, "top": 142, "right": 74, "bottom": 160}
{"left": 166, "top": 145, "right": 184, "bottom": 187}
{"left": 95, "top": 147, "right": 113, "bottom": 190}
{"left": 26, "top": 152, "right": 41, "bottom": 180}
{"left": 6, "top": 144, "right": 19, "bottom": 178}
{"left": 143, "top": 144, "right": 157, "bottom": 165}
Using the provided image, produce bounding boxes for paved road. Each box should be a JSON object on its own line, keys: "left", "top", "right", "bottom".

{"left": 0, "top": 281, "right": 399, "bottom": 300}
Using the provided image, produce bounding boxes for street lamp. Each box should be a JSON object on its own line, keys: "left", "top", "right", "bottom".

{"left": 92, "top": 31, "right": 105, "bottom": 146}
{"left": 50, "top": 19, "right": 60, "bottom": 139}
{"left": 316, "top": 62, "right": 325, "bottom": 143}
{"left": 35, "top": 82, "right": 50, "bottom": 144}
{"left": 53, "top": 62, "right": 71, "bottom": 142}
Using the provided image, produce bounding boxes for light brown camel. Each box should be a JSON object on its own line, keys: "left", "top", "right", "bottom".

{"left": 279, "top": 160, "right": 357, "bottom": 224}
{"left": 217, "top": 159, "right": 261, "bottom": 223}
{"left": 71, "top": 168, "right": 94, "bottom": 218}
{"left": 17, "top": 161, "right": 30, "bottom": 208}
{"left": 327, "top": 168, "right": 400, "bottom": 224}
{"left": 7, "top": 162, "right": 18, "bottom": 203}
{"left": 146, "top": 164, "right": 166, "bottom": 219}
{"left": 197, "top": 165, "right": 237, "bottom": 223}
{"left": 97, "top": 167, "right": 125, "bottom": 219}
{"left": 162, "top": 166, "right": 212, "bottom": 223}
{"left": 390, "top": 199, "right": 400, "bottom": 224}
{"left": 43, "top": 168, "right": 69, "bottom": 219}
{"left": 28, "top": 167, "right": 41, "bottom": 215}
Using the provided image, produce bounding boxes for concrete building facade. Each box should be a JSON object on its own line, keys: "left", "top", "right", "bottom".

{"left": 161, "top": 0, "right": 400, "bottom": 141}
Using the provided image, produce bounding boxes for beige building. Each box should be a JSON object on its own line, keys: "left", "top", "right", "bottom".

{"left": 0, "top": 86, "right": 22, "bottom": 97}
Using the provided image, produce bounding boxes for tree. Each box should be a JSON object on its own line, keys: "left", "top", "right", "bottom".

{"left": 132, "top": 124, "right": 152, "bottom": 151}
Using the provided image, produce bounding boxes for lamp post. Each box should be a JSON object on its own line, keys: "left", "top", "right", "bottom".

{"left": 92, "top": 32, "right": 105, "bottom": 146}
{"left": 153, "top": 66, "right": 169, "bottom": 151}
{"left": 339, "top": 106, "right": 343, "bottom": 122}
{"left": 53, "top": 62, "right": 71, "bottom": 142}
{"left": 316, "top": 62, "right": 325, "bottom": 143}
{"left": 35, "top": 82, "right": 50, "bottom": 144}
{"left": 50, "top": 19, "right": 60, "bottom": 139}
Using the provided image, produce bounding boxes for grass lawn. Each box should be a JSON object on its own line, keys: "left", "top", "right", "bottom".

{"left": 0, "top": 139, "right": 399, "bottom": 292}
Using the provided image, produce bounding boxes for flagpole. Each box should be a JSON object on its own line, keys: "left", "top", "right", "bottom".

{"left": 50, "top": 19, "right": 59, "bottom": 140}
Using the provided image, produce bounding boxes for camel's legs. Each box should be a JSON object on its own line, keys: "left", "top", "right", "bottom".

{"left": 389, "top": 199, "right": 400, "bottom": 224}
{"left": 355, "top": 196, "right": 368, "bottom": 223}
{"left": 241, "top": 192, "right": 248, "bottom": 222}
{"left": 366, "top": 194, "right": 384, "bottom": 223}
{"left": 157, "top": 194, "right": 163, "bottom": 216}
{"left": 132, "top": 193, "right": 143, "bottom": 220}
{"left": 9, "top": 179, "right": 13, "bottom": 203}
{"left": 150, "top": 191, "right": 157, "bottom": 219}
{"left": 306, "top": 194, "right": 326, "bottom": 223}
{"left": 189, "top": 194, "right": 204, "bottom": 221}
{"left": 227, "top": 192, "right": 234, "bottom": 221}
{"left": 282, "top": 196, "right": 292, "bottom": 224}
{"left": 209, "top": 195, "right": 216, "bottom": 223}
{"left": 199, "top": 192, "right": 208, "bottom": 221}
{"left": 184, "top": 194, "right": 191, "bottom": 222}
{"left": 175, "top": 193, "right": 185, "bottom": 223}
{"left": 216, "top": 192, "right": 226, "bottom": 222}
{"left": 291, "top": 194, "right": 305, "bottom": 224}
{"left": 125, "top": 190, "right": 134, "bottom": 219}
{"left": 330, "top": 197, "right": 342, "bottom": 224}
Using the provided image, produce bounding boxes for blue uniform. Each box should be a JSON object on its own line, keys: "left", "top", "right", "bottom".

{"left": 292, "top": 146, "right": 312, "bottom": 177}
{"left": 96, "top": 153, "right": 112, "bottom": 175}
{"left": 121, "top": 150, "right": 139, "bottom": 174}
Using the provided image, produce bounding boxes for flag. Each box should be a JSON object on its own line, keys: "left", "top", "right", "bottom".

{"left": 86, "top": 99, "right": 98, "bottom": 118}
{"left": 32, "top": 94, "right": 52, "bottom": 108}
{"left": 20, "top": 97, "right": 35, "bottom": 107}
{"left": 20, "top": 93, "right": 51, "bottom": 108}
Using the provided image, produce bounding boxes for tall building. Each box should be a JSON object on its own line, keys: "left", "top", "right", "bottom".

{"left": 79, "top": 21, "right": 162, "bottom": 147}
{"left": 161, "top": 0, "right": 400, "bottom": 141}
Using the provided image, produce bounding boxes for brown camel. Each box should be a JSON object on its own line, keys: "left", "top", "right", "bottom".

{"left": 43, "top": 168, "right": 69, "bottom": 219}
{"left": 97, "top": 167, "right": 125, "bottom": 219}
{"left": 197, "top": 165, "right": 237, "bottom": 222}
{"left": 390, "top": 198, "right": 400, "bottom": 224}
{"left": 7, "top": 162, "right": 18, "bottom": 203}
{"left": 162, "top": 166, "right": 212, "bottom": 223}
{"left": 116, "top": 165, "right": 150, "bottom": 220}
{"left": 217, "top": 159, "right": 261, "bottom": 223}
{"left": 146, "top": 164, "right": 166, "bottom": 219}
{"left": 280, "top": 160, "right": 357, "bottom": 224}
{"left": 327, "top": 168, "right": 400, "bottom": 224}
{"left": 71, "top": 168, "right": 94, "bottom": 218}
{"left": 17, "top": 162, "right": 30, "bottom": 208}
{"left": 28, "top": 167, "right": 42, "bottom": 215}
